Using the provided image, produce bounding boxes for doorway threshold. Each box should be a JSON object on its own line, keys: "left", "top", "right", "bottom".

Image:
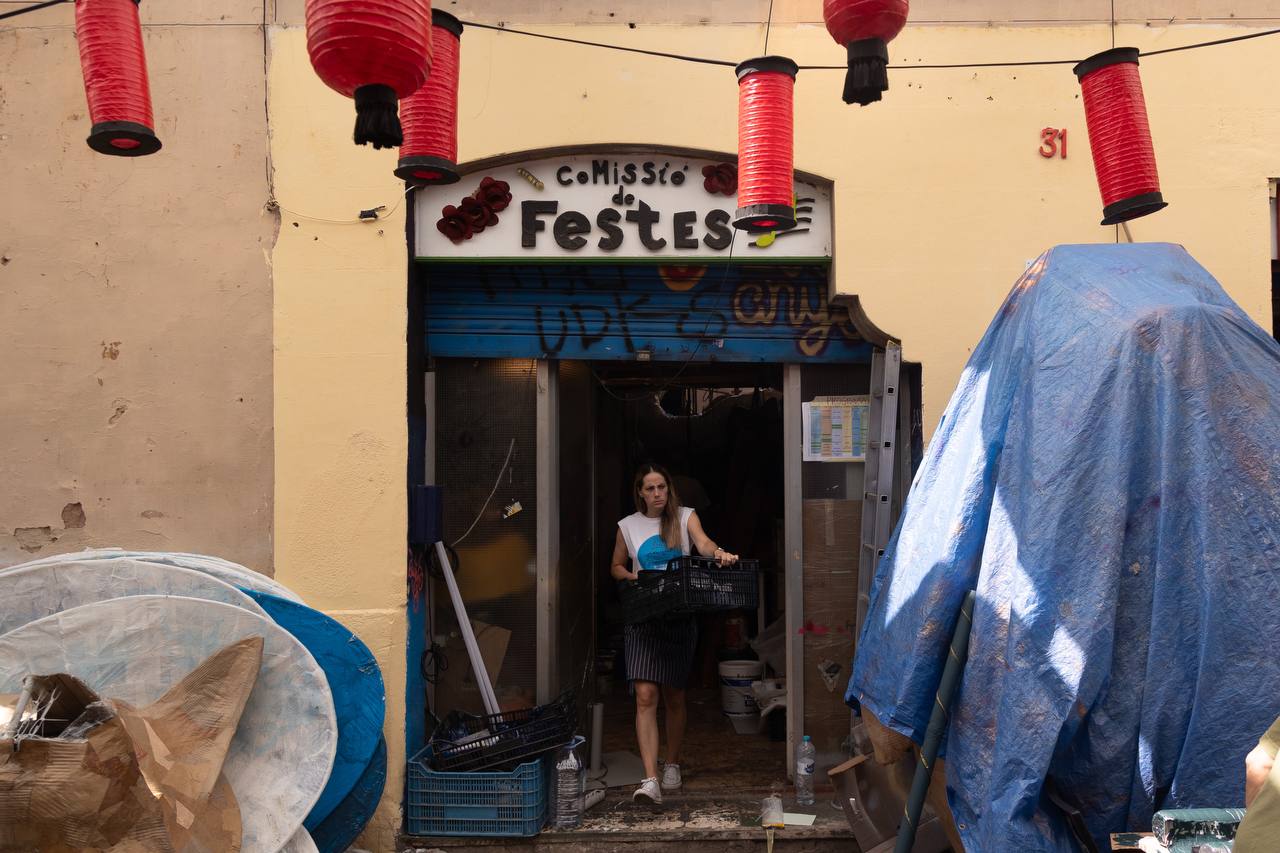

{"left": 402, "top": 788, "right": 857, "bottom": 852}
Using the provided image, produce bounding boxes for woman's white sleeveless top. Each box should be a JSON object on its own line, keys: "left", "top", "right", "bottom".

{"left": 618, "top": 506, "right": 694, "bottom": 571}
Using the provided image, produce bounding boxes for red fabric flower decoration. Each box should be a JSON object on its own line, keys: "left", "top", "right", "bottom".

{"left": 701, "top": 163, "right": 738, "bottom": 196}
{"left": 436, "top": 205, "right": 473, "bottom": 242}
{"left": 476, "top": 176, "right": 512, "bottom": 212}
{"left": 436, "top": 176, "right": 511, "bottom": 244}
{"left": 459, "top": 196, "right": 498, "bottom": 230}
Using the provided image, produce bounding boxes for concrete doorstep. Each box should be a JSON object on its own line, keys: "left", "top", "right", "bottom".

{"left": 402, "top": 788, "right": 857, "bottom": 853}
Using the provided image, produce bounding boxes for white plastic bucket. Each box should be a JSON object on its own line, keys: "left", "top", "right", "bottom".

{"left": 719, "top": 660, "right": 764, "bottom": 714}
{"left": 726, "top": 711, "right": 763, "bottom": 735}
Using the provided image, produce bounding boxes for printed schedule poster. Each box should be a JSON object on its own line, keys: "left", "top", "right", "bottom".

{"left": 802, "top": 396, "right": 870, "bottom": 462}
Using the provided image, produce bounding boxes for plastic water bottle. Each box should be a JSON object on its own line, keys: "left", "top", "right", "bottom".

{"left": 553, "top": 736, "right": 586, "bottom": 829}
{"left": 795, "top": 735, "right": 816, "bottom": 805}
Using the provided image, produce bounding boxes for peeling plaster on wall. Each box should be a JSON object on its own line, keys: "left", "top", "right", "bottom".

{"left": 13, "top": 527, "right": 57, "bottom": 553}
{"left": 61, "top": 502, "right": 86, "bottom": 529}
{"left": 10, "top": 498, "right": 89, "bottom": 554}
{"left": 107, "top": 399, "right": 130, "bottom": 426}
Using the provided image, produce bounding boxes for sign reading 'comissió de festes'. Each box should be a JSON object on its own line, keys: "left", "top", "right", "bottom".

{"left": 414, "top": 152, "right": 832, "bottom": 261}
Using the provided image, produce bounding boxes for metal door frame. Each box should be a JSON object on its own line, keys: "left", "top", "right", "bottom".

{"left": 783, "top": 364, "right": 805, "bottom": 776}
{"left": 536, "top": 359, "right": 560, "bottom": 705}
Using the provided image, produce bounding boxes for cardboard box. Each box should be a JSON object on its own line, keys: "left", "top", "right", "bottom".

{"left": 801, "top": 499, "right": 860, "bottom": 752}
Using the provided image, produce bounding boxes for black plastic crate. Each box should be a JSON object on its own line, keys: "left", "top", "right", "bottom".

{"left": 427, "top": 692, "right": 576, "bottom": 774}
{"left": 617, "top": 571, "right": 680, "bottom": 624}
{"left": 619, "top": 557, "right": 760, "bottom": 624}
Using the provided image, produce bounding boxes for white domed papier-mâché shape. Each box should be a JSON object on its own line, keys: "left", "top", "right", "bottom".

{"left": 0, "top": 558, "right": 267, "bottom": 637}
{"left": 3, "top": 548, "right": 303, "bottom": 603}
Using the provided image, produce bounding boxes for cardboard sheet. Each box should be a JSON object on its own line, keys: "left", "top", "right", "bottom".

{"left": 436, "top": 619, "right": 511, "bottom": 716}
{"left": 0, "top": 650, "right": 258, "bottom": 853}
{"left": 592, "top": 750, "right": 647, "bottom": 789}
{"left": 113, "top": 637, "right": 262, "bottom": 850}
{"left": 784, "top": 813, "right": 817, "bottom": 827}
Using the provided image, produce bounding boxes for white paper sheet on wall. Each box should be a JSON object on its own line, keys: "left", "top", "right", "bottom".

{"left": 801, "top": 396, "right": 869, "bottom": 462}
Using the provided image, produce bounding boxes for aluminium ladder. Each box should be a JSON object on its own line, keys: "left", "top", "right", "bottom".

{"left": 856, "top": 342, "right": 902, "bottom": 643}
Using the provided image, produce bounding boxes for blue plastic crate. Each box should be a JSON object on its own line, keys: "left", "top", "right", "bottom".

{"left": 406, "top": 745, "right": 547, "bottom": 838}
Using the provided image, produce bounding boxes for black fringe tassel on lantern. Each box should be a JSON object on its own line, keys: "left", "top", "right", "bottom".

{"left": 354, "top": 84, "right": 403, "bottom": 149}
{"left": 305, "top": 0, "right": 433, "bottom": 149}
{"left": 843, "top": 38, "right": 890, "bottom": 106}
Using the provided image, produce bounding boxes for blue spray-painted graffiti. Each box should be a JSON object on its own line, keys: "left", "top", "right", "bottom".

{"left": 423, "top": 263, "right": 872, "bottom": 363}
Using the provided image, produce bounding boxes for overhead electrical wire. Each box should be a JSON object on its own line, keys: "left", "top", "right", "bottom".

{"left": 271, "top": 182, "right": 416, "bottom": 226}
{"left": 459, "top": 19, "right": 739, "bottom": 67}
{"left": 460, "top": 19, "right": 1280, "bottom": 70}
{"left": 5, "top": 0, "right": 1278, "bottom": 69}
{"left": 0, "top": 0, "right": 65, "bottom": 22}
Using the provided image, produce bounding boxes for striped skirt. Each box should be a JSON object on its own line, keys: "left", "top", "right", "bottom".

{"left": 624, "top": 616, "right": 698, "bottom": 687}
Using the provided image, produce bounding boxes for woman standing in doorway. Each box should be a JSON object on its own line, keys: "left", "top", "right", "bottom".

{"left": 612, "top": 463, "right": 738, "bottom": 805}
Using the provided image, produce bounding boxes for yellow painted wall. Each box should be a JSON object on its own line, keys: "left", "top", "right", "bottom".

{"left": 267, "top": 25, "right": 411, "bottom": 849}
{"left": 266, "top": 17, "right": 1279, "bottom": 847}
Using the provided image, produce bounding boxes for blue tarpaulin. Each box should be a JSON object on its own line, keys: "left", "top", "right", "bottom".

{"left": 847, "top": 243, "right": 1280, "bottom": 851}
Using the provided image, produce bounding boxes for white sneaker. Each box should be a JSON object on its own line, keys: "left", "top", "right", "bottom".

{"left": 661, "top": 763, "right": 682, "bottom": 791}
{"left": 632, "top": 777, "right": 663, "bottom": 805}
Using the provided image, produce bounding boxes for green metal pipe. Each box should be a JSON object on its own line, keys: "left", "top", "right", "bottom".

{"left": 894, "top": 589, "right": 976, "bottom": 853}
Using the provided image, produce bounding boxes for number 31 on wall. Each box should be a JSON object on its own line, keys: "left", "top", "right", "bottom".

{"left": 1040, "top": 127, "right": 1068, "bottom": 159}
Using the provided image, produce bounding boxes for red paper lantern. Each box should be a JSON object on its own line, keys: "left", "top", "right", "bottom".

{"left": 1074, "top": 48, "right": 1168, "bottom": 225}
{"left": 823, "top": 0, "right": 909, "bottom": 106}
{"left": 305, "top": 0, "right": 433, "bottom": 149}
{"left": 75, "top": 0, "right": 161, "bottom": 156}
{"left": 396, "top": 10, "right": 462, "bottom": 185}
{"left": 734, "top": 56, "right": 798, "bottom": 234}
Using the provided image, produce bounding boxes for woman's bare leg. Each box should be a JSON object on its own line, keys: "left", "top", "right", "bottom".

{"left": 634, "top": 680, "right": 661, "bottom": 779}
{"left": 661, "top": 685, "right": 686, "bottom": 766}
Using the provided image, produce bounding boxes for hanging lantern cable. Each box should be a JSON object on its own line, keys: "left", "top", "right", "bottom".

{"left": 449, "top": 19, "right": 1280, "bottom": 71}
{"left": 763, "top": 0, "right": 774, "bottom": 54}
